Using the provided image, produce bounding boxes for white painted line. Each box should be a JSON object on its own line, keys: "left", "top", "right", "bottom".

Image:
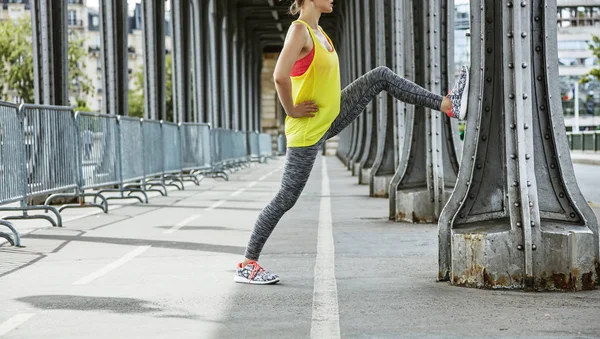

{"left": 205, "top": 200, "right": 227, "bottom": 211}
{"left": 310, "top": 156, "right": 340, "bottom": 339}
{"left": 0, "top": 313, "right": 35, "bottom": 337}
{"left": 163, "top": 215, "right": 201, "bottom": 234}
{"left": 73, "top": 246, "right": 151, "bottom": 285}
{"left": 258, "top": 174, "right": 270, "bottom": 181}
{"left": 230, "top": 189, "right": 246, "bottom": 197}
{"left": 246, "top": 181, "right": 258, "bottom": 188}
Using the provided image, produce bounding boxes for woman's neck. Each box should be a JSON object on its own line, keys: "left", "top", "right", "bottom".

{"left": 298, "top": 8, "right": 321, "bottom": 30}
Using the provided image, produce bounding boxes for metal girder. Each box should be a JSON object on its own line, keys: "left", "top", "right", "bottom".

{"left": 231, "top": 12, "right": 241, "bottom": 131}
{"left": 221, "top": 1, "right": 232, "bottom": 129}
{"left": 31, "top": 0, "right": 68, "bottom": 105}
{"left": 171, "top": 0, "right": 192, "bottom": 123}
{"left": 141, "top": 0, "right": 166, "bottom": 121}
{"left": 345, "top": 2, "right": 364, "bottom": 170}
{"left": 438, "top": 0, "right": 599, "bottom": 291}
{"left": 355, "top": 1, "right": 377, "bottom": 182}
{"left": 99, "top": 0, "right": 128, "bottom": 116}
{"left": 388, "top": 0, "right": 460, "bottom": 223}
{"left": 190, "top": 0, "right": 207, "bottom": 123}
{"left": 370, "top": 0, "right": 397, "bottom": 197}
{"left": 207, "top": 0, "right": 221, "bottom": 127}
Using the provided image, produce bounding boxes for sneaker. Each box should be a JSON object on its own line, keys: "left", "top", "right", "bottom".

{"left": 445, "top": 65, "right": 470, "bottom": 120}
{"left": 234, "top": 261, "right": 280, "bottom": 285}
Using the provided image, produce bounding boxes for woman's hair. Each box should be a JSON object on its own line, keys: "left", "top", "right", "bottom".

{"left": 289, "top": 0, "right": 305, "bottom": 15}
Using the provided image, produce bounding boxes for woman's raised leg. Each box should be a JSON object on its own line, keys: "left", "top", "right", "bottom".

{"left": 327, "top": 65, "right": 469, "bottom": 139}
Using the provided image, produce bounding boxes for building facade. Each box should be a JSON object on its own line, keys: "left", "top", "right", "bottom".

{"left": 0, "top": 0, "right": 172, "bottom": 113}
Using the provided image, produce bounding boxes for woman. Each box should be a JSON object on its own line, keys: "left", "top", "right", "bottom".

{"left": 234, "top": 0, "right": 469, "bottom": 284}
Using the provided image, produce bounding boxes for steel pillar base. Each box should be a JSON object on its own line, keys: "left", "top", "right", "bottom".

{"left": 395, "top": 189, "right": 451, "bottom": 223}
{"left": 358, "top": 165, "right": 370, "bottom": 185}
{"left": 349, "top": 161, "right": 359, "bottom": 176}
{"left": 449, "top": 225, "right": 597, "bottom": 291}
{"left": 370, "top": 174, "right": 393, "bottom": 198}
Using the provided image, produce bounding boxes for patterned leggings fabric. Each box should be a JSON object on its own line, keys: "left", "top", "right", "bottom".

{"left": 244, "top": 66, "right": 444, "bottom": 260}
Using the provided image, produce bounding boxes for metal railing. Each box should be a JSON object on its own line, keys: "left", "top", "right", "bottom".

{"left": 567, "top": 131, "right": 600, "bottom": 152}
{"left": 0, "top": 101, "right": 277, "bottom": 246}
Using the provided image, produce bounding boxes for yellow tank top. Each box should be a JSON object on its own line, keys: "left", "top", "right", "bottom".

{"left": 285, "top": 20, "right": 341, "bottom": 147}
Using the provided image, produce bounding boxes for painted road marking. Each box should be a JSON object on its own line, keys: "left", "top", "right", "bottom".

{"left": 73, "top": 246, "right": 151, "bottom": 285}
{"left": 310, "top": 156, "right": 340, "bottom": 339}
{"left": 163, "top": 215, "right": 201, "bottom": 234}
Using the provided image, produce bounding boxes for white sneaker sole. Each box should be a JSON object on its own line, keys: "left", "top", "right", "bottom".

{"left": 458, "top": 67, "right": 470, "bottom": 120}
{"left": 234, "top": 275, "right": 280, "bottom": 285}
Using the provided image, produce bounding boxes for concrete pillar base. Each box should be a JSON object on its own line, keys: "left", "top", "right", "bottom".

{"left": 449, "top": 225, "right": 597, "bottom": 291}
{"left": 370, "top": 174, "right": 393, "bottom": 198}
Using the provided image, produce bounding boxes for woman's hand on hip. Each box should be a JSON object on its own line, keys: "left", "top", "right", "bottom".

{"left": 289, "top": 101, "right": 318, "bottom": 118}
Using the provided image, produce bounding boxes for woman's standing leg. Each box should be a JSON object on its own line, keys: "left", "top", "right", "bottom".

{"left": 235, "top": 141, "right": 322, "bottom": 284}
{"left": 326, "top": 66, "right": 469, "bottom": 139}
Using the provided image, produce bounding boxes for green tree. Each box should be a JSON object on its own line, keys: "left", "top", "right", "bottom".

{"left": 128, "top": 53, "right": 173, "bottom": 121}
{"left": 0, "top": 15, "right": 92, "bottom": 105}
{"left": 0, "top": 16, "right": 34, "bottom": 102}
{"left": 580, "top": 35, "right": 600, "bottom": 84}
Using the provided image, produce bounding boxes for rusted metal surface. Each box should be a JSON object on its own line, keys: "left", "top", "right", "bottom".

{"left": 438, "top": 0, "right": 599, "bottom": 291}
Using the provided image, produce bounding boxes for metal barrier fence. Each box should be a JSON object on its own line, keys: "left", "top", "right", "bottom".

{"left": 0, "top": 101, "right": 276, "bottom": 246}
{"left": 259, "top": 133, "right": 273, "bottom": 159}
{"left": 277, "top": 134, "right": 286, "bottom": 155}
{"left": 567, "top": 131, "right": 600, "bottom": 152}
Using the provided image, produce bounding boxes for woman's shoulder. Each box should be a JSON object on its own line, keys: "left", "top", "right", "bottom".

{"left": 286, "top": 22, "right": 312, "bottom": 44}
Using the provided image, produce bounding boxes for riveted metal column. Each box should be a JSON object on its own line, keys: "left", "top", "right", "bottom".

{"left": 337, "top": 12, "right": 352, "bottom": 161}
{"left": 389, "top": 0, "right": 414, "bottom": 219}
{"left": 438, "top": 0, "right": 598, "bottom": 291}
{"left": 247, "top": 48, "right": 254, "bottom": 132}
{"left": 231, "top": 11, "right": 240, "bottom": 131}
{"left": 389, "top": 0, "right": 460, "bottom": 223}
{"left": 31, "top": 0, "right": 68, "bottom": 105}
{"left": 142, "top": 0, "right": 166, "bottom": 121}
{"left": 221, "top": 2, "right": 231, "bottom": 129}
{"left": 253, "top": 48, "right": 261, "bottom": 132}
{"left": 342, "top": 3, "right": 357, "bottom": 166}
{"left": 257, "top": 54, "right": 262, "bottom": 133}
{"left": 391, "top": 0, "right": 406, "bottom": 170}
{"left": 355, "top": 0, "right": 376, "bottom": 184}
{"left": 207, "top": 0, "right": 220, "bottom": 127}
{"left": 348, "top": 0, "right": 369, "bottom": 173}
{"left": 193, "top": 0, "right": 209, "bottom": 123}
{"left": 99, "top": 0, "right": 128, "bottom": 115}
{"left": 357, "top": 0, "right": 382, "bottom": 186}
{"left": 370, "top": 0, "right": 397, "bottom": 197}
{"left": 240, "top": 40, "right": 248, "bottom": 131}
{"left": 171, "top": 0, "right": 192, "bottom": 123}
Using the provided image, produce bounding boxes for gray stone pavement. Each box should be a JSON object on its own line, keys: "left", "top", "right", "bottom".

{"left": 571, "top": 151, "right": 600, "bottom": 166}
{"left": 0, "top": 156, "right": 599, "bottom": 338}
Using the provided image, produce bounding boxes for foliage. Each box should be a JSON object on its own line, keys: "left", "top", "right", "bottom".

{"left": 128, "top": 53, "right": 173, "bottom": 120}
{"left": 0, "top": 15, "right": 92, "bottom": 105}
{"left": 580, "top": 35, "right": 600, "bottom": 84}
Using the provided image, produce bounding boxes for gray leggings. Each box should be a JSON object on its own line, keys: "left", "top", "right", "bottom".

{"left": 244, "top": 66, "right": 443, "bottom": 260}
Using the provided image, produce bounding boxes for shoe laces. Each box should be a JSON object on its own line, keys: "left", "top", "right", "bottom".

{"left": 247, "top": 260, "right": 265, "bottom": 280}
